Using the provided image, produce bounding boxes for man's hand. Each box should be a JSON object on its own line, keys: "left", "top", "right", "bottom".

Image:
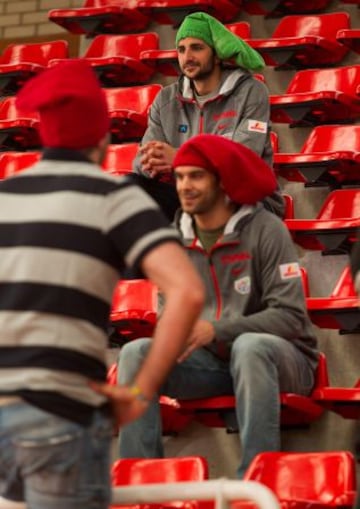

{"left": 89, "top": 381, "right": 149, "bottom": 427}
{"left": 140, "top": 141, "right": 177, "bottom": 177}
{"left": 177, "top": 320, "right": 215, "bottom": 363}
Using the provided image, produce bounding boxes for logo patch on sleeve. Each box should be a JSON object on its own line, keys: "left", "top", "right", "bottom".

{"left": 234, "top": 276, "right": 251, "bottom": 295}
{"left": 248, "top": 119, "right": 267, "bottom": 133}
{"left": 279, "top": 262, "right": 301, "bottom": 280}
{"left": 178, "top": 124, "right": 188, "bottom": 133}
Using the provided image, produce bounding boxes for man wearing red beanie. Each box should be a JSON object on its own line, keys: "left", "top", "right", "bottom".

{"left": 0, "top": 59, "right": 205, "bottom": 509}
{"left": 117, "top": 134, "right": 319, "bottom": 478}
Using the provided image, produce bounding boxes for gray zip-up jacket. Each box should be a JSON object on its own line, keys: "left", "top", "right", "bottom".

{"left": 134, "top": 68, "right": 285, "bottom": 218}
{"left": 175, "top": 204, "right": 318, "bottom": 368}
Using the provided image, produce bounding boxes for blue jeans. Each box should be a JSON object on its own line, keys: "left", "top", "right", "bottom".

{"left": 0, "top": 402, "right": 113, "bottom": 509}
{"left": 118, "top": 332, "right": 315, "bottom": 478}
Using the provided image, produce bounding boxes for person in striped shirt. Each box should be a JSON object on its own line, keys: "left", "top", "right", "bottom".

{"left": 0, "top": 59, "right": 204, "bottom": 509}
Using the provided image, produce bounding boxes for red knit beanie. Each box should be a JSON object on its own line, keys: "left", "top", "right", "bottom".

{"left": 16, "top": 59, "right": 109, "bottom": 150}
{"left": 173, "top": 134, "right": 277, "bottom": 204}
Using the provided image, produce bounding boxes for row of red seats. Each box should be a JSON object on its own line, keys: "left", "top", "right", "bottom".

{"left": 110, "top": 451, "right": 357, "bottom": 509}
{"left": 1, "top": 15, "right": 359, "bottom": 94}
{"left": 1, "top": 66, "right": 360, "bottom": 150}
{"left": 46, "top": 0, "right": 360, "bottom": 38}
{"left": 107, "top": 349, "right": 360, "bottom": 431}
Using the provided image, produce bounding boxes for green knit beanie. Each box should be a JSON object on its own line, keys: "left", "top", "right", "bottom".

{"left": 175, "top": 12, "right": 264, "bottom": 71}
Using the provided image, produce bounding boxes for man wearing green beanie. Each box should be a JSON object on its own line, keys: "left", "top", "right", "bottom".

{"left": 131, "top": 11, "right": 285, "bottom": 220}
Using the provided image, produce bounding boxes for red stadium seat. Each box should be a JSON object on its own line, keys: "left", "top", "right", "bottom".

{"left": 336, "top": 29, "right": 360, "bottom": 55}
{"left": 306, "top": 266, "right": 360, "bottom": 334}
{"left": 243, "top": 0, "right": 332, "bottom": 17}
{"left": 136, "top": 0, "right": 240, "bottom": 27}
{"left": 285, "top": 189, "right": 360, "bottom": 255}
{"left": 238, "top": 451, "right": 357, "bottom": 509}
{"left": 82, "top": 33, "right": 158, "bottom": 86}
{"left": 140, "top": 21, "right": 251, "bottom": 77}
{"left": 0, "top": 97, "right": 40, "bottom": 151}
{"left": 282, "top": 193, "right": 294, "bottom": 220}
{"left": 270, "top": 65, "right": 360, "bottom": 127}
{"left": 273, "top": 125, "right": 360, "bottom": 187}
{"left": 50, "top": 33, "right": 159, "bottom": 86}
{"left": 313, "top": 379, "right": 360, "bottom": 419}
{"left": 0, "top": 40, "right": 69, "bottom": 96}
{"left": 0, "top": 151, "right": 41, "bottom": 178}
{"left": 110, "top": 279, "right": 158, "bottom": 344}
{"left": 48, "top": 0, "right": 150, "bottom": 37}
{"left": 111, "top": 456, "right": 209, "bottom": 509}
{"left": 102, "top": 143, "right": 138, "bottom": 175}
{"left": 105, "top": 85, "right": 161, "bottom": 143}
{"left": 176, "top": 353, "right": 328, "bottom": 429}
{"left": 248, "top": 13, "right": 350, "bottom": 70}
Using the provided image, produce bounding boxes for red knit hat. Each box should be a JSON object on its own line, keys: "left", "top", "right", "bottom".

{"left": 16, "top": 59, "right": 109, "bottom": 150}
{"left": 173, "top": 134, "right": 277, "bottom": 204}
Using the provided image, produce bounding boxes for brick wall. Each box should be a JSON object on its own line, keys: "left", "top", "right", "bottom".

{"left": 0, "top": 0, "right": 83, "bottom": 39}
{"left": 0, "top": 0, "right": 83, "bottom": 56}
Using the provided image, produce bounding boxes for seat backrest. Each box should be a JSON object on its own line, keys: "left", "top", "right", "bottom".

{"left": 102, "top": 143, "right": 139, "bottom": 174}
{"left": 317, "top": 189, "right": 360, "bottom": 220}
{"left": 243, "top": 451, "right": 356, "bottom": 503}
{"left": 286, "top": 65, "right": 360, "bottom": 96}
{"left": 272, "top": 12, "right": 350, "bottom": 40}
{"left": 112, "top": 457, "right": 209, "bottom": 486}
{"left": 84, "top": 33, "right": 159, "bottom": 60}
{"left": 105, "top": 85, "right": 162, "bottom": 113}
{"left": 226, "top": 21, "right": 251, "bottom": 39}
{"left": 301, "top": 125, "right": 360, "bottom": 153}
{"left": 0, "top": 97, "right": 39, "bottom": 121}
{"left": 331, "top": 266, "right": 357, "bottom": 298}
{"left": 0, "top": 152, "right": 41, "bottom": 178}
{"left": 0, "top": 40, "right": 69, "bottom": 66}
{"left": 110, "top": 279, "right": 158, "bottom": 317}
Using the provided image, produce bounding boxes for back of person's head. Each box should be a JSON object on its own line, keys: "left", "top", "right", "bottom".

{"left": 175, "top": 12, "right": 264, "bottom": 71}
{"left": 173, "top": 133, "right": 277, "bottom": 205}
{"left": 16, "top": 59, "right": 109, "bottom": 150}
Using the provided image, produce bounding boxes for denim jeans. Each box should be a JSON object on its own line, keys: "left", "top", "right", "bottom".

{"left": 118, "top": 332, "right": 315, "bottom": 478}
{"left": 0, "top": 401, "right": 113, "bottom": 509}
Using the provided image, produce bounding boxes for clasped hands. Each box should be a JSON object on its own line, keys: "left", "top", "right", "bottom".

{"left": 140, "top": 141, "right": 177, "bottom": 177}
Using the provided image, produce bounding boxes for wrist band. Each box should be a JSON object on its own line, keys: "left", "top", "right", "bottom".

{"left": 129, "top": 384, "right": 151, "bottom": 404}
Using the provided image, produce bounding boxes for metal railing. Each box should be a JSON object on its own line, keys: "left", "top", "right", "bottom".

{"left": 112, "top": 479, "right": 280, "bottom": 509}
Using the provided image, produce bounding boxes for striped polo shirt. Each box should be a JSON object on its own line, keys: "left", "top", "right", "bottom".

{"left": 0, "top": 150, "right": 180, "bottom": 424}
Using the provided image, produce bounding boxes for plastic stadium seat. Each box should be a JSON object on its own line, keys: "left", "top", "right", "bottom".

{"left": 270, "top": 65, "right": 360, "bottom": 127}
{"left": 136, "top": 0, "right": 240, "bottom": 28}
{"left": 273, "top": 125, "right": 360, "bottom": 187}
{"left": 140, "top": 21, "right": 251, "bottom": 77}
{"left": 285, "top": 189, "right": 360, "bottom": 255}
{"left": 248, "top": 13, "right": 350, "bottom": 70}
{"left": 0, "top": 97, "right": 40, "bottom": 151}
{"left": 243, "top": 0, "right": 332, "bottom": 17}
{"left": 48, "top": 0, "right": 150, "bottom": 37}
{"left": 176, "top": 353, "right": 328, "bottom": 430}
{"left": 336, "top": 29, "right": 360, "bottom": 55}
{"left": 313, "top": 379, "right": 360, "bottom": 419}
{"left": 105, "top": 85, "right": 162, "bottom": 143}
{"left": 0, "top": 151, "right": 41, "bottom": 178}
{"left": 82, "top": 33, "right": 158, "bottom": 86}
{"left": 238, "top": 451, "right": 357, "bottom": 509}
{"left": 111, "top": 456, "right": 209, "bottom": 509}
{"left": 102, "top": 143, "right": 138, "bottom": 175}
{"left": 306, "top": 266, "right": 360, "bottom": 334}
{"left": 0, "top": 40, "right": 69, "bottom": 96}
{"left": 110, "top": 279, "right": 158, "bottom": 344}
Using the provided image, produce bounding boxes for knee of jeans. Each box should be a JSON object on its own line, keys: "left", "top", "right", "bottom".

{"left": 230, "top": 333, "right": 278, "bottom": 370}
{"left": 117, "top": 338, "right": 151, "bottom": 384}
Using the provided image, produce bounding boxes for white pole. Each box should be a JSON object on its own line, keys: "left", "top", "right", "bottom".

{"left": 112, "top": 479, "right": 280, "bottom": 509}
